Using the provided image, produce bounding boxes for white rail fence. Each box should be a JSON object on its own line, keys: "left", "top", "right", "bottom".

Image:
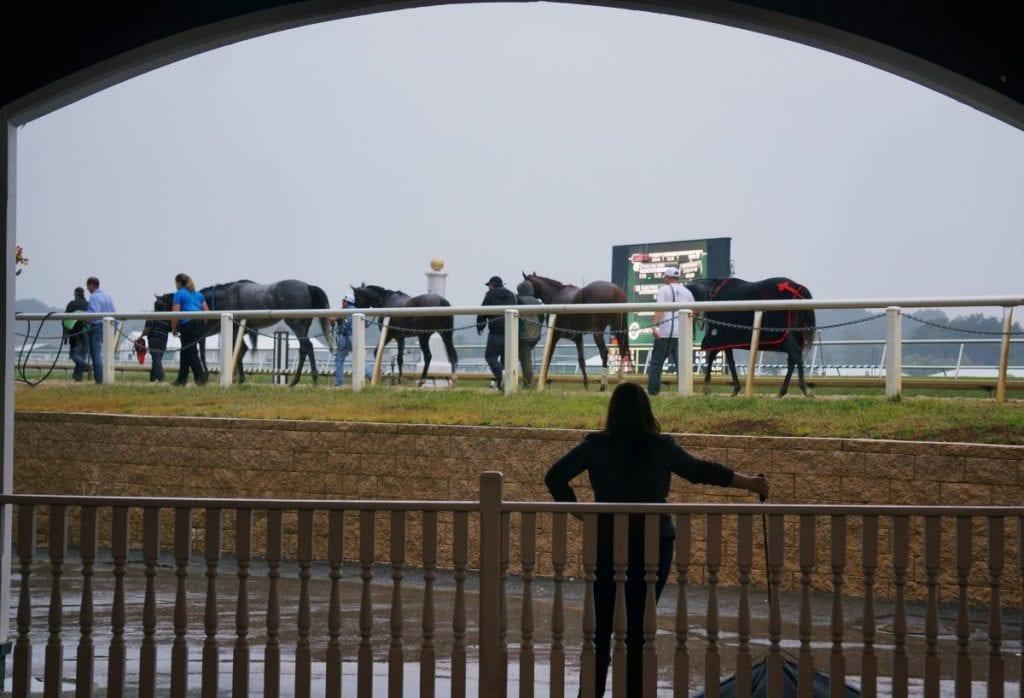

{"left": 15, "top": 295, "right": 1024, "bottom": 401}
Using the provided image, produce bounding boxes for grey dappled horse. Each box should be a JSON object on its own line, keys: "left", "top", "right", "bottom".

{"left": 156, "top": 279, "right": 333, "bottom": 386}
{"left": 351, "top": 283, "right": 458, "bottom": 384}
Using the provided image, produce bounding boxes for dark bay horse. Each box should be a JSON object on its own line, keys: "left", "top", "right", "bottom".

{"left": 351, "top": 283, "right": 458, "bottom": 383}
{"left": 523, "top": 272, "right": 632, "bottom": 391}
{"left": 156, "top": 279, "right": 332, "bottom": 385}
{"left": 686, "top": 277, "right": 815, "bottom": 397}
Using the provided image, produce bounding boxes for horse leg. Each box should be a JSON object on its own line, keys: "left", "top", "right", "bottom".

{"left": 593, "top": 333, "right": 609, "bottom": 392}
{"left": 395, "top": 337, "right": 405, "bottom": 382}
{"left": 724, "top": 349, "right": 742, "bottom": 397}
{"left": 290, "top": 339, "right": 311, "bottom": 387}
{"left": 443, "top": 330, "right": 458, "bottom": 384}
{"left": 306, "top": 337, "right": 319, "bottom": 385}
{"left": 702, "top": 349, "right": 717, "bottom": 395}
{"left": 575, "top": 336, "right": 589, "bottom": 390}
{"left": 780, "top": 336, "right": 812, "bottom": 397}
{"left": 419, "top": 334, "right": 432, "bottom": 384}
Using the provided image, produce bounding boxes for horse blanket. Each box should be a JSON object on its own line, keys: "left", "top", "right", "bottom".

{"left": 698, "top": 277, "right": 811, "bottom": 352}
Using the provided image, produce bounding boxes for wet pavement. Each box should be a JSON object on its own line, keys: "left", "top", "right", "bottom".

{"left": 6, "top": 547, "right": 1022, "bottom": 695}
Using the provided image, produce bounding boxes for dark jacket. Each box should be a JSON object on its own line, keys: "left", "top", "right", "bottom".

{"left": 545, "top": 432, "right": 734, "bottom": 542}
{"left": 516, "top": 281, "right": 544, "bottom": 343}
{"left": 476, "top": 286, "right": 517, "bottom": 335}
{"left": 63, "top": 297, "right": 88, "bottom": 343}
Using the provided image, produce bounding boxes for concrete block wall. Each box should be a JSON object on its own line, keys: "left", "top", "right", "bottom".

{"left": 13, "top": 412, "right": 1024, "bottom": 603}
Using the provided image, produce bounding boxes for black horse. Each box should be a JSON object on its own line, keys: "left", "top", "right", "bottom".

{"left": 686, "top": 277, "right": 815, "bottom": 397}
{"left": 350, "top": 283, "right": 458, "bottom": 384}
{"left": 523, "top": 272, "right": 632, "bottom": 391}
{"left": 155, "top": 279, "right": 332, "bottom": 386}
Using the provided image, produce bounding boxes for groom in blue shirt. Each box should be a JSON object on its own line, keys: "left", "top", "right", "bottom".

{"left": 85, "top": 276, "right": 116, "bottom": 383}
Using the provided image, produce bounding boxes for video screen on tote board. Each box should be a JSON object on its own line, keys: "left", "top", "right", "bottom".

{"left": 610, "top": 237, "right": 732, "bottom": 348}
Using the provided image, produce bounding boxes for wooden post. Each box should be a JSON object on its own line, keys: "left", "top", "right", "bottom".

{"left": 479, "top": 472, "right": 506, "bottom": 697}
{"left": 996, "top": 306, "right": 1014, "bottom": 403}
{"left": 744, "top": 310, "right": 763, "bottom": 397}
{"left": 537, "top": 314, "right": 558, "bottom": 392}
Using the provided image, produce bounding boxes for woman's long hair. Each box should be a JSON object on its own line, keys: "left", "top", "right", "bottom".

{"left": 603, "top": 382, "right": 660, "bottom": 468}
{"left": 175, "top": 273, "right": 195, "bottom": 293}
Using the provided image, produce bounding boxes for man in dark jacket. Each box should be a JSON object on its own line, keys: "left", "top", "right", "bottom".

{"left": 516, "top": 279, "right": 544, "bottom": 388}
{"left": 140, "top": 297, "right": 171, "bottom": 382}
{"left": 63, "top": 287, "right": 89, "bottom": 381}
{"left": 476, "top": 275, "right": 516, "bottom": 391}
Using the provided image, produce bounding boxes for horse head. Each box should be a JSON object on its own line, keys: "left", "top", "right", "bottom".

{"left": 153, "top": 293, "right": 174, "bottom": 312}
{"left": 351, "top": 283, "right": 390, "bottom": 308}
{"left": 523, "top": 273, "right": 565, "bottom": 304}
{"left": 684, "top": 278, "right": 721, "bottom": 301}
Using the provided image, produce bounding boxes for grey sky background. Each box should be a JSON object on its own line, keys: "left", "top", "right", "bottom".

{"left": 13, "top": 2, "right": 1024, "bottom": 314}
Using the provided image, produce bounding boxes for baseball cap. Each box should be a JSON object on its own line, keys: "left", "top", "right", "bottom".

{"left": 486, "top": 275, "right": 504, "bottom": 286}
{"left": 342, "top": 293, "right": 355, "bottom": 304}
{"left": 664, "top": 267, "right": 681, "bottom": 278}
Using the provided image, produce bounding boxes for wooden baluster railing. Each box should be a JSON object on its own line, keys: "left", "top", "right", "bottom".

{"left": 955, "top": 516, "right": 972, "bottom": 698}
{"left": 45, "top": 504, "right": 68, "bottom": 696}
{"left": 550, "top": 512, "right": 567, "bottom": 698}
{"left": 766, "top": 514, "right": 784, "bottom": 696}
{"left": 233, "top": 508, "right": 253, "bottom": 697}
{"left": 861, "top": 515, "right": 879, "bottom": 698}
{"left": 891, "top": 515, "right": 909, "bottom": 698}
{"left": 673, "top": 514, "right": 691, "bottom": 698}
{"left": 358, "top": 510, "right": 376, "bottom": 698}
{"left": 265, "top": 509, "right": 283, "bottom": 698}
{"left": 14, "top": 504, "right": 36, "bottom": 698}
{"left": 987, "top": 516, "right": 1004, "bottom": 697}
{"left": 202, "top": 508, "right": 222, "bottom": 698}
{"left": 389, "top": 511, "right": 406, "bottom": 698}
{"left": 613, "top": 514, "right": 628, "bottom": 698}
{"left": 109, "top": 506, "right": 130, "bottom": 697}
{"left": 172, "top": 507, "right": 192, "bottom": 697}
{"left": 76, "top": 505, "right": 98, "bottom": 698}
{"left": 923, "top": 516, "right": 941, "bottom": 697}
{"left": 643, "top": 513, "right": 660, "bottom": 698}
{"left": 296, "top": 509, "right": 314, "bottom": 698}
{"left": 704, "top": 513, "right": 722, "bottom": 698}
{"left": 581, "top": 513, "right": 598, "bottom": 698}
{"left": 140, "top": 506, "right": 161, "bottom": 697}
{"left": 519, "top": 512, "right": 537, "bottom": 698}
{"left": 830, "top": 515, "right": 847, "bottom": 698}
{"left": 421, "top": 511, "right": 438, "bottom": 698}
{"left": 452, "top": 511, "right": 469, "bottom": 698}
{"left": 501, "top": 511, "right": 511, "bottom": 689}
{"left": 798, "top": 515, "right": 815, "bottom": 698}
{"left": 327, "top": 509, "right": 345, "bottom": 698}
{"left": 736, "top": 513, "right": 752, "bottom": 698}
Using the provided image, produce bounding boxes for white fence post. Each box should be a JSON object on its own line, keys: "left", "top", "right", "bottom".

{"left": 504, "top": 309, "right": 518, "bottom": 395}
{"left": 744, "top": 310, "right": 763, "bottom": 398}
{"left": 352, "top": 313, "right": 365, "bottom": 392}
{"left": 273, "top": 331, "right": 289, "bottom": 385}
{"left": 102, "top": 317, "right": 116, "bottom": 385}
{"left": 885, "top": 307, "right": 902, "bottom": 400}
{"left": 219, "top": 313, "right": 233, "bottom": 388}
{"left": 678, "top": 309, "right": 693, "bottom": 396}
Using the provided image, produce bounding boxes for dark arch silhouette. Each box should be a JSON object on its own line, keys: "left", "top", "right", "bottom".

{"left": 3, "top": 2, "right": 1022, "bottom": 130}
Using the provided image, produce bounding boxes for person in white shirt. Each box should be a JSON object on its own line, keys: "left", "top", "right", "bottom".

{"left": 646, "top": 267, "right": 694, "bottom": 395}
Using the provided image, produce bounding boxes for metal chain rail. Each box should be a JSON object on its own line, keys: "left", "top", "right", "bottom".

{"left": 901, "top": 311, "right": 1024, "bottom": 336}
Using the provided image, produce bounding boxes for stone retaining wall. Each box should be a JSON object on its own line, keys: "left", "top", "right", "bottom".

{"left": 13, "top": 412, "right": 1024, "bottom": 603}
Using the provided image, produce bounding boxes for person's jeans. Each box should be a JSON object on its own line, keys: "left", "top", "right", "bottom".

{"left": 587, "top": 536, "right": 674, "bottom": 698}
{"left": 69, "top": 337, "right": 88, "bottom": 381}
{"left": 484, "top": 333, "right": 505, "bottom": 387}
{"left": 646, "top": 337, "right": 678, "bottom": 395}
{"left": 176, "top": 321, "right": 207, "bottom": 385}
{"left": 88, "top": 324, "right": 104, "bottom": 383}
{"left": 149, "top": 349, "right": 165, "bottom": 382}
{"left": 519, "top": 337, "right": 540, "bottom": 386}
{"left": 334, "top": 334, "right": 352, "bottom": 386}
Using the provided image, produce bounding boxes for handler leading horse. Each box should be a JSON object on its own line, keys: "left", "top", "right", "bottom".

{"left": 686, "top": 276, "right": 815, "bottom": 397}
{"left": 523, "top": 272, "right": 632, "bottom": 391}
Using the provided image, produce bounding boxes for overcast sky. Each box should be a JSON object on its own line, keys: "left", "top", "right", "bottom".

{"left": 13, "top": 2, "right": 1024, "bottom": 314}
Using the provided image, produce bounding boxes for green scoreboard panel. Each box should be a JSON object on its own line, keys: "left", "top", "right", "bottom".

{"left": 611, "top": 237, "right": 732, "bottom": 347}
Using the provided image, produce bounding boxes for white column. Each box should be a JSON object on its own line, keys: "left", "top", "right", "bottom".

{"left": 503, "top": 308, "right": 518, "bottom": 395}
{"left": 885, "top": 306, "right": 902, "bottom": 401}
{"left": 220, "top": 313, "right": 233, "bottom": 387}
{"left": 425, "top": 267, "right": 452, "bottom": 379}
{"left": 102, "top": 317, "right": 116, "bottom": 384}
{"left": 677, "top": 309, "right": 693, "bottom": 396}
{"left": 352, "top": 313, "right": 366, "bottom": 392}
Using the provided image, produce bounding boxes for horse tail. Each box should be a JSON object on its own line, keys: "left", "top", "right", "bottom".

{"left": 796, "top": 286, "right": 816, "bottom": 351}
{"left": 436, "top": 298, "right": 458, "bottom": 369}
{"left": 309, "top": 284, "right": 333, "bottom": 343}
